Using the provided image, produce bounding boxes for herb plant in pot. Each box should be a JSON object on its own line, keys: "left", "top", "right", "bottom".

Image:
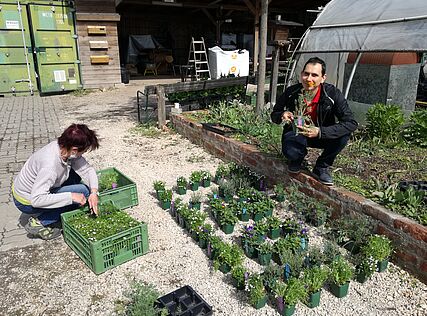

{"left": 266, "top": 216, "right": 282, "bottom": 239}
{"left": 354, "top": 254, "right": 376, "bottom": 283}
{"left": 189, "top": 192, "right": 203, "bottom": 210}
{"left": 361, "top": 234, "right": 393, "bottom": 272}
{"left": 176, "top": 176, "right": 188, "bottom": 195}
{"left": 246, "top": 274, "right": 267, "bottom": 309}
{"left": 274, "top": 183, "right": 286, "bottom": 202}
{"left": 201, "top": 170, "right": 212, "bottom": 187}
{"left": 262, "top": 264, "right": 282, "bottom": 293}
{"left": 158, "top": 189, "right": 172, "bottom": 210}
{"left": 218, "top": 179, "right": 235, "bottom": 202}
{"left": 302, "top": 265, "right": 329, "bottom": 308}
{"left": 328, "top": 256, "right": 354, "bottom": 298}
{"left": 189, "top": 171, "right": 202, "bottom": 191}
{"left": 213, "top": 242, "right": 244, "bottom": 274}
{"left": 214, "top": 163, "right": 229, "bottom": 183}
{"left": 231, "top": 265, "right": 248, "bottom": 290}
{"left": 218, "top": 207, "right": 238, "bottom": 234}
{"left": 273, "top": 278, "right": 307, "bottom": 316}
{"left": 256, "top": 241, "right": 273, "bottom": 266}
{"left": 198, "top": 223, "right": 212, "bottom": 249}
{"left": 153, "top": 180, "right": 166, "bottom": 200}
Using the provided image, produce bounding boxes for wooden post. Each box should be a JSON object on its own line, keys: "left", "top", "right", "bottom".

{"left": 253, "top": 0, "right": 260, "bottom": 74}
{"left": 157, "top": 85, "right": 166, "bottom": 128}
{"left": 255, "top": 0, "right": 268, "bottom": 115}
{"left": 269, "top": 44, "right": 281, "bottom": 109}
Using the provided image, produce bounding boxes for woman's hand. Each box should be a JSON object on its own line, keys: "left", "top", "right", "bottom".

{"left": 71, "top": 193, "right": 87, "bottom": 206}
{"left": 88, "top": 192, "right": 99, "bottom": 216}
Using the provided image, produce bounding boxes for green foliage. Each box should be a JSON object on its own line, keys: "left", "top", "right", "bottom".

{"left": 403, "top": 109, "right": 427, "bottom": 147}
{"left": 323, "top": 241, "right": 342, "bottom": 264}
{"left": 153, "top": 180, "right": 165, "bottom": 192}
{"left": 189, "top": 191, "right": 203, "bottom": 204}
{"left": 158, "top": 189, "right": 172, "bottom": 202}
{"left": 246, "top": 274, "right": 266, "bottom": 305}
{"left": 273, "top": 278, "right": 307, "bottom": 306}
{"left": 68, "top": 202, "right": 139, "bottom": 241}
{"left": 189, "top": 171, "right": 202, "bottom": 184}
{"left": 201, "top": 170, "right": 212, "bottom": 181}
{"left": 256, "top": 240, "right": 274, "bottom": 255}
{"left": 329, "top": 257, "right": 354, "bottom": 286}
{"left": 130, "top": 122, "right": 162, "bottom": 138}
{"left": 167, "top": 84, "right": 245, "bottom": 104}
{"left": 361, "top": 234, "right": 393, "bottom": 261}
{"left": 328, "top": 215, "right": 374, "bottom": 248}
{"left": 365, "top": 103, "right": 405, "bottom": 144}
{"left": 354, "top": 254, "right": 377, "bottom": 278}
{"left": 302, "top": 266, "right": 330, "bottom": 294}
{"left": 213, "top": 241, "right": 244, "bottom": 270}
{"left": 231, "top": 264, "right": 248, "bottom": 286}
{"left": 120, "top": 281, "right": 167, "bottom": 316}
{"left": 176, "top": 176, "right": 188, "bottom": 188}
{"left": 98, "top": 171, "right": 119, "bottom": 192}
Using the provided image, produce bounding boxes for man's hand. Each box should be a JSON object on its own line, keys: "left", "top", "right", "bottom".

{"left": 298, "top": 125, "right": 320, "bottom": 138}
{"left": 281, "top": 111, "right": 294, "bottom": 124}
{"left": 71, "top": 193, "right": 87, "bottom": 206}
{"left": 88, "top": 191, "right": 99, "bottom": 216}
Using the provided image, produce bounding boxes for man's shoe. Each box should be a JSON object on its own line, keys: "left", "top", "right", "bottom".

{"left": 313, "top": 167, "right": 334, "bottom": 186}
{"left": 24, "top": 217, "right": 62, "bottom": 240}
{"left": 287, "top": 160, "right": 302, "bottom": 174}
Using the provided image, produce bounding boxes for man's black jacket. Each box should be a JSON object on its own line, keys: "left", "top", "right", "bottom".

{"left": 271, "top": 83, "right": 358, "bottom": 139}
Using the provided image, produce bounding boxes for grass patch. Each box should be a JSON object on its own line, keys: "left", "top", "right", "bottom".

{"left": 130, "top": 122, "right": 163, "bottom": 138}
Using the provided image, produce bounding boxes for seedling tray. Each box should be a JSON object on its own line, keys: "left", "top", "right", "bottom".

{"left": 201, "top": 123, "right": 238, "bottom": 136}
{"left": 156, "top": 285, "right": 212, "bottom": 316}
{"left": 61, "top": 208, "right": 149, "bottom": 274}
{"left": 97, "top": 167, "right": 138, "bottom": 210}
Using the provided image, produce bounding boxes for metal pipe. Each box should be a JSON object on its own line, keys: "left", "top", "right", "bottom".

{"left": 17, "top": 0, "right": 34, "bottom": 95}
{"left": 344, "top": 52, "right": 362, "bottom": 99}
{"left": 310, "top": 15, "right": 427, "bottom": 29}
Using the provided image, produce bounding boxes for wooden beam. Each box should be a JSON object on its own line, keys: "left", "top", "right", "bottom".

{"left": 243, "top": 0, "right": 256, "bottom": 15}
{"left": 157, "top": 85, "right": 166, "bottom": 128}
{"left": 255, "top": 0, "right": 268, "bottom": 115}
{"left": 202, "top": 8, "right": 216, "bottom": 26}
{"left": 253, "top": 0, "right": 260, "bottom": 73}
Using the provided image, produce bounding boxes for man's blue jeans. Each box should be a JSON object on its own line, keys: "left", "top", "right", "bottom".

{"left": 14, "top": 169, "right": 89, "bottom": 226}
{"left": 282, "top": 131, "right": 350, "bottom": 169}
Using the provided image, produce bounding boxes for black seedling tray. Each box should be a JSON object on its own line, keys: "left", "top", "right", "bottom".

{"left": 201, "top": 123, "right": 238, "bottom": 136}
{"left": 156, "top": 285, "right": 212, "bottom": 316}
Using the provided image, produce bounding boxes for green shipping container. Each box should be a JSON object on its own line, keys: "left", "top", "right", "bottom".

{"left": 0, "top": 1, "right": 38, "bottom": 95}
{"left": 28, "top": 2, "right": 81, "bottom": 93}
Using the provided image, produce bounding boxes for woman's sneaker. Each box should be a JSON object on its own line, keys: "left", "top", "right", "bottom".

{"left": 24, "top": 217, "right": 62, "bottom": 240}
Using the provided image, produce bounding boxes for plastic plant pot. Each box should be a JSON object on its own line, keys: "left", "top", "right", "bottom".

{"left": 268, "top": 228, "right": 281, "bottom": 240}
{"left": 202, "top": 179, "right": 211, "bottom": 187}
{"left": 177, "top": 186, "right": 187, "bottom": 195}
{"left": 306, "top": 290, "right": 321, "bottom": 308}
{"left": 221, "top": 224, "right": 234, "bottom": 234}
{"left": 330, "top": 282, "right": 350, "bottom": 298}
{"left": 377, "top": 259, "right": 389, "bottom": 272}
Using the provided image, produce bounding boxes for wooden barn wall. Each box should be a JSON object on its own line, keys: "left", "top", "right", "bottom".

{"left": 118, "top": 7, "right": 252, "bottom": 66}
{"left": 74, "top": 0, "right": 116, "bottom": 13}
{"left": 76, "top": 15, "right": 121, "bottom": 88}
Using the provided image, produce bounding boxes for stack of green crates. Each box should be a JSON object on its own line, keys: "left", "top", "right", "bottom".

{"left": 97, "top": 167, "right": 139, "bottom": 210}
{"left": 61, "top": 207, "right": 149, "bottom": 274}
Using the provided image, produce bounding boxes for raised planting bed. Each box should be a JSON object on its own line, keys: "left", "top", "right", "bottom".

{"left": 61, "top": 203, "right": 149, "bottom": 274}
{"left": 97, "top": 167, "right": 138, "bottom": 210}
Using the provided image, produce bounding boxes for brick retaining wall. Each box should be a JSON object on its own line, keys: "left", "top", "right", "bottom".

{"left": 171, "top": 113, "right": 427, "bottom": 284}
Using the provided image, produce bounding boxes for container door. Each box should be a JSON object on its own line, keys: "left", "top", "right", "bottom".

{"left": 28, "top": 2, "right": 81, "bottom": 93}
{"left": 0, "top": 1, "right": 37, "bottom": 95}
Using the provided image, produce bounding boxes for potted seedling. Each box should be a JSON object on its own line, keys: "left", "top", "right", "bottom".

{"left": 98, "top": 170, "right": 119, "bottom": 192}
{"left": 328, "top": 256, "right": 354, "bottom": 298}
{"left": 152, "top": 180, "right": 166, "bottom": 200}
{"left": 354, "top": 254, "right": 377, "bottom": 283}
{"left": 213, "top": 242, "right": 244, "bottom": 274}
{"left": 261, "top": 264, "right": 282, "bottom": 293}
{"left": 214, "top": 163, "right": 229, "bottom": 183}
{"left": 278, "top": 249, "right": 305, "bottom": 280}
{"left": 176, "top": 176, "right": 188, "bottom": 195}
{"left": 266, "top": 216, "right": 282, "bottom": 239}
{"left": 361, "top": 234, "right": 393, "bottom": 272}
{"left": 189, "top": 171, "right": 202, "bottom": 191}
{"left": 241, "top": 225, "right": 260, "bottom": 259}
{"left": 232, "top": 200, "right": 250, "bottom": 222}
{"left": 218, "top": 179, "right": 235, "bottom": 202}
{"left": 302, "top": 265, "right": 330, "bottom": 308}
{"left": 201, "top": 170, "right": 212, "bottom": 187}
{"left": 189, "top": 192, "right": 203, "bottom": 210}
{"left": 256, "top": 241, "right": 273, "bottom": 266}
{"left": 207, "top": 235, "right": 222, "bottom": 260}
{"left": 306, "top": 199, "right": 331, "bottom": 227}
{"left": 198, "top": 223, "right": 212, "bottom": 249}
{"left": 273, "top": 183, "right": 286, "bottom": 202}
{"left": 218, "top": 207, "right": 238, "bottom": 234}
{"left": 246, "top": 274, "right": 267, "bottom": 309}
{"left": 231, "top": 265, "right": 248, "bottom": 290}
{"left": 158, "top": 189, "right": 172, "bottom": 210}
{"left": 273, "top": 278, "right": 307, "bottom": 316}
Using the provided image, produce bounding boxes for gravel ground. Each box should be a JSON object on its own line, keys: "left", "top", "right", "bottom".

{"left": 0, "top": 85, "right": 426, "bottom": 316}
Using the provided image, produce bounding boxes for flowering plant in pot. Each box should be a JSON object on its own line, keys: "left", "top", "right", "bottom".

{"left": 246, "top": 273, "right": 267, "bottom": 309}
{"left": 231, "top": 264, "right": 248, "bottom": 290}
{"left": 301, "top": 265, "right": 330, "bottom": 308}
{"left": 218, "top": 179, "right": 235, "bottom": 202}
{"left": 217, "top": 207, "right": 238, "bottom": 234}
{"left": 187, "top": 211, "right": 207, "bottom": 240}
{"left": 98, "top": 171, "right": 119, "bottom": 192}
{"left": 278, "top": 249, "right": 305, "bottom": 280}
{"left": 266, "top": 216, "right": 282, "bottom": 239}
{"left": 256, "top": 240, "right": 274, "bottom": 266}
{"left": 201, "top": 170, "right": 212, "bottom": 187}
{"left": 241, "top": 225, "right": 261, "bottom": 258}
{"left": 354, "top": 254, "right": 376, "bottom": 283}
{"left": 237, "top": 187, "right": 257, "bottom": 202}
{"left": 176, "top": 176, "right": 188, "bottom": 195}
{"left": 197, "top": 223, "right": 212, "bottom": 249}
{"left": 214, "top": 163, "right": 229, "bottom": 182}
{"left": 158, "top": 189, "right": 172, "bottom": 210}
{"left": 189, "top": 192, "right": 203, "bottom": 210}
{"left": 273, "top": 183, "right": 286, "bottom": 202}
{"left": 360, "top": 234, "right": 393, "bottom": 272}
{"left": 213, "top": 242, "right": 244, "bottom": 274}
{"left": 328, "top": 256, "right": 354, "bottom": 298}
{"left": 189, "top": 171, "right": 202, "bottom": 191}
{"left": 306, "top": 245, "right": 327, "bottom": 267}
{"left": 261, "top": 264, "right": 282, "bottom": 293}
{"left": 152, "top": 180, "right": 166, "bottom": 199}
{"left": 273, "top": 278, "right": 307, "bottom": 316}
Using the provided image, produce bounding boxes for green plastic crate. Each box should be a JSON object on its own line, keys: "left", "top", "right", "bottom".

{"left": 97, "top": 167, "right": 138, "bottom": 210}
{"left": 61, "top": 208, "right": 149, "bottom": 274}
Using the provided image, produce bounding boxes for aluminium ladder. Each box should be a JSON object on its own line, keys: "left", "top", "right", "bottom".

{"left": 187, "top": 37, "right": 211, "bottom": 80}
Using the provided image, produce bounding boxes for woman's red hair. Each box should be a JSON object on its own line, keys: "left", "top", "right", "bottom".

{"left": 58, "top": 124, "right": 99, "bottom": 152}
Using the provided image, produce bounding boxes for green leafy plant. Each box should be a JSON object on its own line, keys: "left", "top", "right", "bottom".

{"left": 218, "top": 179, "right": 235, "bottom": 198}
{"left": 215, "top": 163, "right": 230, "bottom": 180}
{"left": 246, "top": 274, "right": 266, "bottom": 306}
{"left": 153, "top": 180, "right": 165, "bottom": 192}
{"left": 307, "top": 245, "right": 327, "bottom": 267}
{"left": 176, "top": 176, "right": 188, "bottom": 188}
{"left": 256, "top": 240, "right": 273, "bottom": 255}
{"left": 366, "top": 103, "right": 405, "bottom": 144}
{"left": 201, "top": 170, "right": 212, "bottom": 181}
{"left": 189, "top": 171, "right": 202, "bottom": 184}
{"left": 361, "top": 234, "right": 393, "bottom": 261}
{"left": 231, "top": 264, "right": 248, "bottom": 287}
{"left": 119, "top": 281, "right": 167, "bottom": 316}
{"left": 158, "top": 189, "right": 172, "bottom": 202}
{"left": 98, "top": 171, "right": 119, "bottom": 192}
{"left": 261, "top": 264, "right": 282, "bottom": 290}
{"left": 266, "top": 215, "right": 281, "bottom": 230}
{"left": 354, "top": 254, "right": 377, "bottom": 279}
{"left": 323, "top": 241, "right": 342, "bottom": 264}
{"left": 198, "top": 223, "right": 212, "bottom": 241}
{"left": 273, "top": 278, "right": 307, "bottom": 306}
{"left": 213, "top": 242, "right": 244, "bottom": 270}
{"left": 217, "top": 206, "right": 239, "bottom": 226}
{"left": 402, "top": 108, "right": 427, "bottom": 148}
{"left": 190, "top": 192, "right": 203, "bottom": 204}
{"left": 278, "top": 249, "right": 305, "bottom": 278}
{"left": 329, "top": 257, "right": 354, "bottom": 286}
{"left": 302, "top": 266, "right": 330, "bottom": 294}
